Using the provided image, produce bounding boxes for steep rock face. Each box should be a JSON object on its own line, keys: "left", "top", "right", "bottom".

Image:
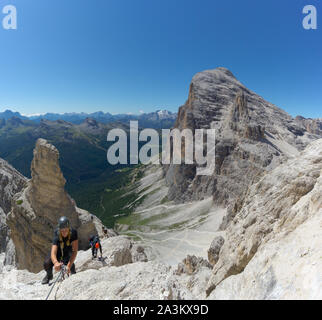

{"left": 206, "top": 139, "right": 322, "bottom": 296}
{"left": 6, "top": 138, "right": 116, "bottom": 273}
{"left": 163, "top": 67, "right": 319, "bottom": 207}
{"left": 295, "top": 116, "right": 322, "bottom": 136}
{"left": 0, "top": 208, "right": 7, "bottom": 253}
{"left": 208, "top": 204, "right": 322, "bottom": 299}
{"left": 207, "top": 236, "right": 225, "bottom": 266}
{"left": 0, "top": 158, "right": 27, "bottom": 215}
{"left": 28, "top": 139, "right": 79, "bottom": 227}
{"left": 0, "top": 158, "right": 27, "bottom": 253}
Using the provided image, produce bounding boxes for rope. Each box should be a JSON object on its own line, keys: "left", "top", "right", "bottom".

{"left": 45, "top": 265, "right": 67, "bottom": 300}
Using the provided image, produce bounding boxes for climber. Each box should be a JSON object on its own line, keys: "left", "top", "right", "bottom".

{"left": 102, "top": 226, "right": 108, "bottom": 237}
{"left": 41, "top": 216, "right": 78, "bottom": 285}
{"left": 89, "top": 234, "right": 102, "bottom": 259}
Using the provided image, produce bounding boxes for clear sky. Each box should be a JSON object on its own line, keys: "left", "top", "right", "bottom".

{"left": 0, "top": 0, "right": 321, "bottom": 118}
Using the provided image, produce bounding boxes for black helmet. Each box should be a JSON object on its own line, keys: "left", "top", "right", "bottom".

{"left": 58, "top": 216, "right": 70, "bottom": 229}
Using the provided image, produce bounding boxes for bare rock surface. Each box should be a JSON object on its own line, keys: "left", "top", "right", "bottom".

{"left": 75, "top": 236, "right": 148, "bottom": 272}
{"left": 0, "top": 158, "right": 27, "bottom": 255}
{"left": 208, "top": 206, "right": 322, "bottom": 299}
{"left": 295, "top": 116, "right": 322, "bottom": 136}
{"left": 0, "top": 208, "right": 7, "bottom": 253}
{"left": 0, "top": 158, "right": 26, "bottom": 215}
{"left": 0, "top": 235, "right": 210, "bottom": 300}
{"left": 207, "top": 236, "right": 225, "bottom": 266}
{"left": 176, "top": 255, "right": 212, "bottom": 275}
{"left": 206, "top": 139, "right": 322, "bottom": 298}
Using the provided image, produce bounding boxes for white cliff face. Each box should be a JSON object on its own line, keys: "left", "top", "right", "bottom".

{"left": 0, "top": 208, "right": 7, "bottom": 253}
{"left": 295, "top": 116, "right": 322, "bottom": 136}
{"left": 207, "top": 139, "right": 322, "bottom": 298}
{"left": 0, "top": 159, "right": 27, "bottom": 254}
{"left": 0, "top": 158, "right": 26, "bottom": 215}
{"left": 208, "top": 205, "right": 322, "bottom": 299}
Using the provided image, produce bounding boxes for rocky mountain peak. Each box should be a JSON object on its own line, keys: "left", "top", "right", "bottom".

{"left": 191, "top": 67, "right": 246, "bottom": 97}
{"left": 164, "top": 67, "right": 320, "bottom": 206}
{"left": 0, "top": 110, "right": 27, "bottom": 121}
{"left": 215, "top": 67, "right": 236, "bottom": 78}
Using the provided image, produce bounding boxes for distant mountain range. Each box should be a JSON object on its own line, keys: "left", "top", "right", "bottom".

{"left": 0, "top": 109, "right": 177, "bottom": 128}
{"left": 0, "top": 110, "right": 29, "bottom": 121}
{"left": 0, "top": 108, "right": 177, "bottom": 228}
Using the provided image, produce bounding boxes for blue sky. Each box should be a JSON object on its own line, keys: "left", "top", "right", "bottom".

{"left": 0, "top": 0, "right": 321, "bottom": 118}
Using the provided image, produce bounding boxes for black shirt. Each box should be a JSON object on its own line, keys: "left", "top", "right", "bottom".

{"left": 89, "top": 235, "right": 100, "bottom": 246}
{"left": 52, "top": 228, "right": 78, "bottom": 258}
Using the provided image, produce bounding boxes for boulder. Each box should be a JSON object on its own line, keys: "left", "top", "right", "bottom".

{"left": 207, "top": 236, "right": 225, "bottom": 266}
{"left": 176, "top": 255, "right": 212, "bottom": 275}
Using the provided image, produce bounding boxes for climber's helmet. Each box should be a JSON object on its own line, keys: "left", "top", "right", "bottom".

{"left": 58, "top": 216, "right": 70, "bottom": 230}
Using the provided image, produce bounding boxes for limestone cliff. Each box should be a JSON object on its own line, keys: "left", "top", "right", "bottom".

{"left": 0, "top": 158, "right": 26, "bottom": 215}
{"left": 163, "top": 67, "right": 320, "bottom": 208}
{"left": 0, "top": 158, "right": 27, "bottom": 255}
{"left": 206, "top": 138, "right": 322, "bottom": 297}
{"left": 295, "top": 116, "right": 322, "bottom": 136}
